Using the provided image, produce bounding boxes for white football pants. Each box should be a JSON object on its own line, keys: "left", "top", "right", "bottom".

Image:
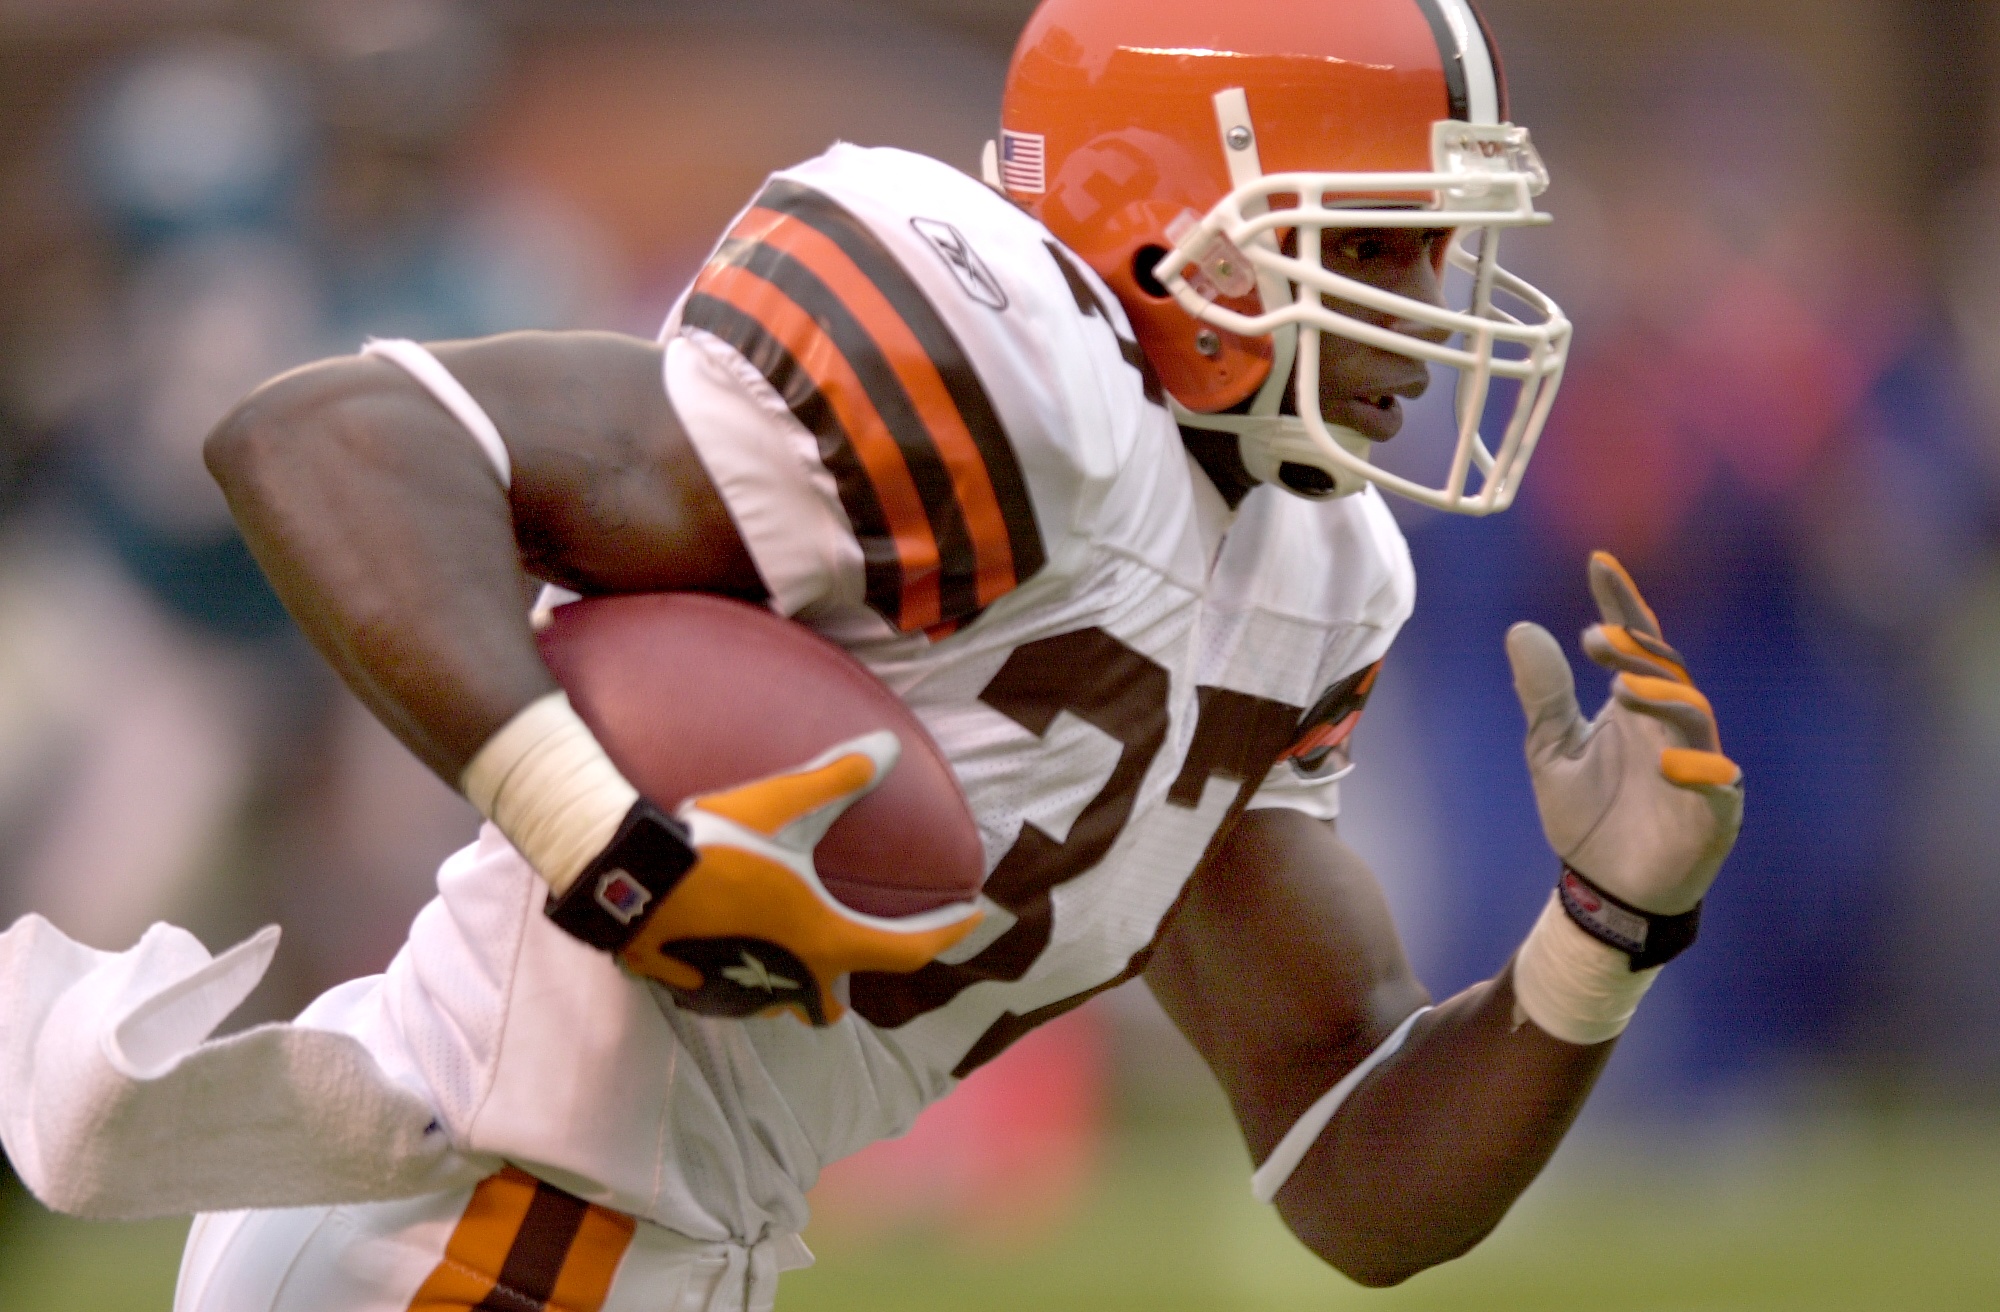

{"left": 174, "top": 1167, "right": 796, "bottom": 1312}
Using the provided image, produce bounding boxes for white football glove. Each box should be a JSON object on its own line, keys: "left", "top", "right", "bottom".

{"left": 1507, "top": 552, "right": 1743, "bottom": 918}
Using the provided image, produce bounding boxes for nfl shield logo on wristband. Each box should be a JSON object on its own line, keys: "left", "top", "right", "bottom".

{"left": 1560, "top": 868, "right": 1648, "bottom": 953}
{"left": 595, "top": 870, "right": 652, "bottom": 926}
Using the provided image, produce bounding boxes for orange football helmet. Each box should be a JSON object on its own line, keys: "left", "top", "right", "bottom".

{"left": 990, "top": 0, "right": 1570, "bottom": 513}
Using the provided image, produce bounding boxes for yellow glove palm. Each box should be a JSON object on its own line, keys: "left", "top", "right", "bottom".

{"left": 617, "top": 732, "right": 983, "bottom": 1025}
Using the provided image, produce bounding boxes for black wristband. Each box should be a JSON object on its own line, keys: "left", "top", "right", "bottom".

{"left": 545, "top": 799, "right": 698, "bottom": 953}
{"left": 1555, "top": 865, "right": 1701, "bottom": 972}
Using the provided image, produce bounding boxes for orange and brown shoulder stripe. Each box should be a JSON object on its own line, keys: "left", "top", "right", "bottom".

{"left": 1280, "top": 661, "right": 1384, "bottom": 777}
{"left": 682, "top": 179, "right": 1045, "bottom": 637}
{"left": 408, "top": 1166, "right": 635, "bottom": 1312}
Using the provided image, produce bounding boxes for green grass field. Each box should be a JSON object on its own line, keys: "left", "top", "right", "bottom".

{"left": 7, "top": 1104, "right": 2000, "bottom": 1311}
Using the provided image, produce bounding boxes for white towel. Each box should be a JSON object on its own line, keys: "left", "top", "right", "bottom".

{"left": 0, "top": 915, "right": 489, "bottom": 1220}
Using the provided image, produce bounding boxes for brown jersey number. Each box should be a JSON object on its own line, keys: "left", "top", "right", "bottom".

{"left": 851, "top": 628, "right": 1300, "bottom": 1074}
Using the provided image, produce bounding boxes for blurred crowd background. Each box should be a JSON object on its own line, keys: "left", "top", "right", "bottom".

{"left": 3, "top": 0, "right": 2000, "bottom": 1307}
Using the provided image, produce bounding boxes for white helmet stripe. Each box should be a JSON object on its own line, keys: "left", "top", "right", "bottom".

{"left": 1414, "top": 0, "right": 1504, "bottom": 126}
{"left": 1438, "top": 0, "right": 1502, "bottom": 124}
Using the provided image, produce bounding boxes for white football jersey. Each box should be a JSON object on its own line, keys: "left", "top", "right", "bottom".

{"left": 363, "top": 144, "right": 1414, "bottom": 1250}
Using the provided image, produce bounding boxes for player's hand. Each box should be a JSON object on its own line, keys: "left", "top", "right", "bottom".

{"left": 616, "top": 731, "right": 982, "bottom": 1026}
{"left": 1506, "top": 552, "right": 1743, "bottom": 916}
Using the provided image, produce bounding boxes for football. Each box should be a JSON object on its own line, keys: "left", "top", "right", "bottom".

{"left": 536, "top": 592, "right": 985, "bottom": 919}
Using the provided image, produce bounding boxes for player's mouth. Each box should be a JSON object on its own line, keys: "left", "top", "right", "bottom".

{"left": 1324, "top": 371, "right": 1430, "bottom": 442}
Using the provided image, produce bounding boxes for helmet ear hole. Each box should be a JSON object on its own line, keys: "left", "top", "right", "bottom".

{"left": 1131, "top": 246, "right": 1172, "bottom": 299}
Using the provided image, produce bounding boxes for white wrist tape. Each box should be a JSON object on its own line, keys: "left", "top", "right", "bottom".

{"left": 1512, "top": 891, "right": 1661, "bottom": 1045}
{"left": 460, "top": 692, "right": 638, "bottom": 896}
{"left": 1250, "top": 1005, "right": 1430, "bottom": 1205}
{"left": 360, "top": 338, "right": 513, "bottom": 489}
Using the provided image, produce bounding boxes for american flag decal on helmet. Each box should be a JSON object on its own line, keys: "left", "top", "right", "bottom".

{"left": 999, "top": 130, "right": 1046, "bottom": 195}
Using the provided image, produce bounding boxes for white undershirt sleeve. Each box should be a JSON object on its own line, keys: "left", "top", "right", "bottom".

{"left": 1250, "top": 1005, "right": 1431, "bottom": 1204}
{"left": 361, "top": 337, "right": 513, "bottom": 489}
{"left": 1243, "top": 758, "right": 1347, "bottom": 821}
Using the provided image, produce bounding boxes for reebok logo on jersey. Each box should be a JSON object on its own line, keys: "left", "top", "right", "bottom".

{"left": 721, "top": 950, "right": 800, "bottom": 993}
{"left": 594, "top": 869, "right": 652, "bottom": 925}
{"left": 912, "top": 218, "right": 1008, "bottom": 311}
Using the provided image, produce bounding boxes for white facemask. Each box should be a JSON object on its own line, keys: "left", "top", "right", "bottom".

{"left": 1157, "top": 90, "right": 1571, "bottom": 515}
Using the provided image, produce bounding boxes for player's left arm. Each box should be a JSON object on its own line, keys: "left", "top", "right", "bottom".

{"left": 1145, "top": 552, "right": 1743, "bottom": 1286}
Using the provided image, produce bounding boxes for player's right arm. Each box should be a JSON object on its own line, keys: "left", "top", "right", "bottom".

{"left": 206, "top": 330, "right": 762, "bottom": 785}
{"left": 208, "top": 331, "right": 977, "bottom": 1018}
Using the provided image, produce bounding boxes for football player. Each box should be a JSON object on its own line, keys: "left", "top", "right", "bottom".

{"left": 0, "top": 1, "right": 1742, "bottom": 1308}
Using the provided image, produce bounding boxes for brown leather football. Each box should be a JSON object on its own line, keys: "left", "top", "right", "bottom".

{"left": 536, "top": 592, "right": 984, "bottom": 918}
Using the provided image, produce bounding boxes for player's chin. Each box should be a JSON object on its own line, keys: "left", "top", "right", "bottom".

{"left": 1322, "top": 395, "right": 1404, "bottom": 442}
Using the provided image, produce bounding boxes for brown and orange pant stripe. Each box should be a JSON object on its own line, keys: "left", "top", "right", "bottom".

{"left": 408, "top": 1167, "right": 635, "bottom": 1312}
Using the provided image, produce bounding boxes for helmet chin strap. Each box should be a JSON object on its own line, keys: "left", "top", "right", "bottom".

{"left": 1168, "top": 402, "right": 1375, "bottom": 499}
